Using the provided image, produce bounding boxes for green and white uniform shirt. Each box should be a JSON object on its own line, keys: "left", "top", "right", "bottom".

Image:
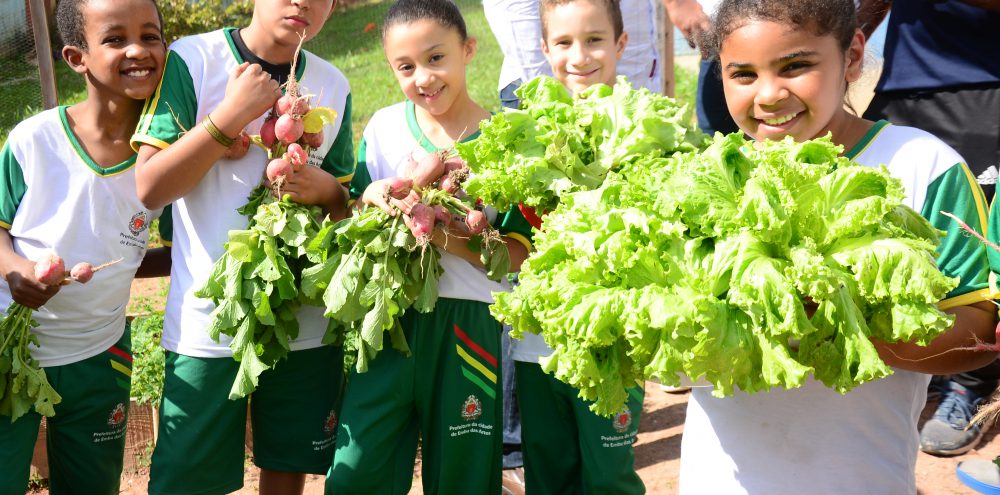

{"left": 350, "top": 100, "right": 533, "bottom": 303}
{"left": 680, "top": 121, "right": 993, "bottom": 495}
{"left": 131, "top": 28, "right": 354, "bottom": 357}
{"left": 0, "top": 107, "right": 164, "bottom": 367}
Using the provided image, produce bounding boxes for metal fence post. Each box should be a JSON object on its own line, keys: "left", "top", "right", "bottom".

{"left": 27, "top": 0, "right": 57, "bottom": 109}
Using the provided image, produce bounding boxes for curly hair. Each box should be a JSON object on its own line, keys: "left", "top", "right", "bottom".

{"left": 705, "top": 0, "right": 857, "bottom": 57}
{"left": 56, "top": 0, "right": 163, "bottom": 50}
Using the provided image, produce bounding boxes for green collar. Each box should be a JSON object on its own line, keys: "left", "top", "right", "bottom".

{"left": 59, "top": 106, "right": 136, "bottom": 176}
{"left": 223, "top": 27, "right": 307, "bottom": 85}
{"left": 845, "top": 120, "right": 889, "bottom": 160}
{"left": 405, "top": 100, "right": 482, "bottom": 153}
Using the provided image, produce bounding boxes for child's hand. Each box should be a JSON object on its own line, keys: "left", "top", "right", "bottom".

{"left": 3, "top": 257, "right": 63, "bottom": 309}
{"left": 278, "top": 165, "right": 347, "bottom": 212}
{"left": 360, "top": 178, "right": 418, "bottom": 215}
{"left": 214, "top": 62, "right": 281, "bottom": 135}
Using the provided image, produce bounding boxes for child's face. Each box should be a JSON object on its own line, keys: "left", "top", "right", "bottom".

{"left": 70, "top": 0, "right": 165, "bottom": 101}
{"left": 383, "top": 19, "right": 475, "bottom": 117}
{"left": 719, "top": 20, "right": 864, "bottom": 143}
{"left": 541, "top": 0, "right": 626, "bottom": 95}
{"left": 253, "top": 0, "right": 336, "bottom": 46}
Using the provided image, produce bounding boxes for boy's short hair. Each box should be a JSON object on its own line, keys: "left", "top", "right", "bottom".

{"left": 539, "top": 0, "right": 623, "bottom": 40}
{"left": 56, "top": 0, "right": 164, "bottom": 50}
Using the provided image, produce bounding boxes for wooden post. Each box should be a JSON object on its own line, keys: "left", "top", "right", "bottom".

{"left": 27, "top": 0, "right": 57, "bottom": 109}
{"left": 656, "top": 2, "right": 675, "bottom": 97}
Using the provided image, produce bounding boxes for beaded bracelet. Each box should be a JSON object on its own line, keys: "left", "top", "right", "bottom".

{"left": 202, "top": 114, "right": 235, "bottom": 148}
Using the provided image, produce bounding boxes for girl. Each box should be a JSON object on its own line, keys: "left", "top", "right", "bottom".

{"left": 679, "top": 1, "right": 998, "bottom": 493}
{"left": 325, "top": 1, "right": 531, "bottom": 493}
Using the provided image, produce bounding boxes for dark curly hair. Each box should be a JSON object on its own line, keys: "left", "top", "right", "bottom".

{"left": 382, "top": 0, "right": 468, "bottom": 42}
{"left": 539, "top": 0, "right": 623, "bottom": 41}
{"left": 56, "top": 0, "right": 163, "bottom": 50}
{"left": 704, "top": 0, "right": 857, "bottom": 57}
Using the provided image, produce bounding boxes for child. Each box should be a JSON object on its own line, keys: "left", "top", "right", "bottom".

{"left": 325, "top": 1, "right": 531, "bottom": 493}
{"left": 129, "top": 0, "right": 353, "bottom": 493}
{"left": 679, "top": 0, "right": 998, "bottom": 493}
{"left": 507, "top": 0, "right": 647, "bottom": 493}
{"left": 0, "top": 0, "right": 170, "bottom": 493}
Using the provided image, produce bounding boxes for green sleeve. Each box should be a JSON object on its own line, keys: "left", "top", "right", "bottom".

{"left": 157, "top": 204, "right": 173, "bottom": 246}
{"left": 495, "top": 205, "right": 534, "bottom": 254}
{"left": 131, "top": 51, "right": 198, "bottom": 150}
{"left": 0, "top": 142, "right": 25, "bottom": 228}
{"left": 348, "top": 135, "right": 372, "bottom": 200}
{"left": 320, "top": 93, "right": 355, "bottom": 183}
{"left": 922, "top": 163, "right": 991, "bottom": 299}
{"left": 988, "top": 189, "right": 1000, "bottom": 293}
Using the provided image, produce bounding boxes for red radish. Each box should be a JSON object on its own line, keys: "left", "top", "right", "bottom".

{"left": 439, "top": 176, "right": 459, "bottom": 194}
{"left": 465, "top": 210, "right": 489, "bottom": 235}
{"left": 275, "top": 114, "right": 304, "bottom": 144}
{"left": 301, "top": 131, "right": 324, "bottom": 149}
{"left": 443, "top": 156, "right": 467, "bottom": 174}
{"left": 410, "top": 152, "right": 446, "bottom": 188}
{"left": 433, "top": 205, "right": 451, "bottom": 228}
{"left": 384, "top": 177, "right": 413, "bottom": 200}
{"left": 70, "top": 262, "right": 94, "bottom": 283}
{"left": 406, "top": 203, "right": 436, "bottom": 241}
{"left": 260, "top": 117, "right": 278, "bottom": 148}
{"left": 266, "top": 157, "right": 294, "bottom": 183}
{"left": 289, "top": 97, "right": 310, "bottom": 116}
{"left": 286, "top": 143, "right": 308, "bottom": 169}
{"left": 274, "top": 94, "right": 297, "bottom": 116}
{"left": 34, "top": 253, "right": 65, "bottom": 285}
{"left": 223, "top": 132, "right": 251, "bottom": 160}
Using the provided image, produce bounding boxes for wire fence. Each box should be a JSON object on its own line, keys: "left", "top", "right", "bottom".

{"left": 0, "top": 1, "right": 48, "bottom": 142}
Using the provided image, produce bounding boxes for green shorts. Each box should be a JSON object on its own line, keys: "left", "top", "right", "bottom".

{"left": 149, "top": 344, "right": 344, "bottom": 495}
{"left": 327, "top": 297, "right": 503, "bottom": 495}
{"left": 0, "top": 327, "right": 133, "bottom": 495}
{"left": 516, "top": 361, "right": 646, "bottom": 495}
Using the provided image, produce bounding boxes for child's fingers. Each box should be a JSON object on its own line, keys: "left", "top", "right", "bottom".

{"left": 230, "top": 61, "right": 251, "bottom": 81}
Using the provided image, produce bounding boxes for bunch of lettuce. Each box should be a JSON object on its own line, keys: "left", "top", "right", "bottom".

{"left": 493, "top": 133, "right": 958, "bottom": 416}
{"left": 458, "top": 76, "right": 706, "bottom": 213}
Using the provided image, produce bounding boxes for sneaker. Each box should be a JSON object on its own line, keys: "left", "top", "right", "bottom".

{"left": 660, "top": 384, "right": 691, "bottom": 394}
{"left": 927, "top": 375, "right": 951, "bottom": 402}
{"left": 957, "top": 459, "right": 1000, "bottom": 494}
{"left": 920, "top": 382, "right": 989, "bottom": 456}
{"left": 501, "top": 467, "right": 525, "bottom": 495}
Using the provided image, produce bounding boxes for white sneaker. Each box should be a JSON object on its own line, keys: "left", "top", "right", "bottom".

{"left": 660, "top": 384, "right": 691, "bottom": 394}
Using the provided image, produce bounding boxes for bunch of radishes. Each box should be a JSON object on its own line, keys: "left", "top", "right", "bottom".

{"left": 388, "top": 147, "right": 495, "bottom": 247}
{"left": 33, "top": 253, "right": 121, "bottom": 285}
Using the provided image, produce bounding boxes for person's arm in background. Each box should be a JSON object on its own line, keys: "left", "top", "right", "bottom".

{"left": 959, "top": 0, "right": 1000, "bottom": 13}
{"left": 856, "top": 0, "right": 891, "bottom": 39}
{"left": 662, "top": 0, "right": 711, "bottom": 55}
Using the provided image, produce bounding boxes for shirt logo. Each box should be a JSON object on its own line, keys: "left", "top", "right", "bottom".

{"left": 461, "top": 394, "right": 483, "bottom": 421}
{"left": 129, "top": 211, "right": 149, "bottom": 236}
{"left": 612, "top": 407, "right": 633, "bottom": 433}
{"left": 323, "top": 409, "right": 338, "bottom": 434}
{"left": 108, "top": 402, "right": 127, "bottom": 427}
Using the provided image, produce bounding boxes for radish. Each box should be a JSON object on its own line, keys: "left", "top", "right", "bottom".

{"left": 286, "top": 143, "right": 308, "bottom": 170}
{"left": 289, "top": 97, "right": 310, "bottom": 116}
{"left": 439, "top": 176, "right": 459, "bottom": 194}
{"left": 274, "top": 94, "right": 297, "bottom": 116}
{"left": 301, "top": 130, "right": 324, "bottom": 149}
{"left": 433, "top": 205, "right": 452, "bottom": 228}
{"left": 34, "top": 253, "right": 65, "bottom": 285}
{"left": 443, "top": 156, "right": 467, "bottom": 174}
{"left": 260, "top": 117, "right": 278, "bottom": 148}
{"left": 223, "top": 132, "right": 251, "bottom": 160}
{"left": 410, "top": 151, "right": 446, "bottom": 189}
{"left": 275, "top": 114, "right": 304, "bottom": 145}
{"left": 406, "top": 203, "right": 435, "bottom": 241}
{"left": 384, "top": 177, "right": 413, "bottom": 200}
{"left": 465, "top": 210, "right": 489, "bottom": 235}
{"left": 70, "top": 262, "right": 94, "bottom": 283}
{"left": 266, "top": 157, "right": 294, "bottom": 183}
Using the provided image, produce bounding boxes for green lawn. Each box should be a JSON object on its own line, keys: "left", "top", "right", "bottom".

{"left": 1, "top": 0, "right": 696, "bottom": 147}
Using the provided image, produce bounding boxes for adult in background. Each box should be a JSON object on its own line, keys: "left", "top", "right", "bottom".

{"left": 857, "top": 0, "right": 1000, "bottom": 470}
{"left": 662, "top": 0, "right": 738, "bottom": 136}
{"left": 481, "top": 1, "right": 660, "bottom": 492}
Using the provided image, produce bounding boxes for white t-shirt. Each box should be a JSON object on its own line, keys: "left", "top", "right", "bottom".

{"left": 483, "top": 0, "right": 661, "bottom": 92}
{"left": 680, "top": 122, "right": 993, "bottom": 495}
{"left": 0, "top": 107, "right": 163, "bottom": 367}
{"left": 349, "top": 100, "right": 533, "bottom": 304}
{"left": 132, "top": 29, "right": 355, "bottom": 357}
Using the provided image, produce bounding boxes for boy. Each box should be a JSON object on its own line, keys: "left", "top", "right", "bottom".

{"left": 0, "top": 0, "right": 170, "bottom": 493}
{"left": 130, "top": 0, "right": 353, "bottom": 493}
{"left": 509, "top": 0, "right": 646, "bottom": 492}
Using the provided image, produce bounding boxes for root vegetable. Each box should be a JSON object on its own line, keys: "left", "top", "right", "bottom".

{"left": 406, "top": 203, "right": 435, "bottom": 241}
{"left": 70, "top": 262, "right": 94, "bottom": 283}
{"left": 384, "top": 177, "right": 413, "bottom": 200}
{"left": 267, "top": 157, "right": 294, "bottom": 183}
{"left": 301, "top": 131, "right": 324, "bottom": 149}
{"left": 223, "top": 132, "right": 251, "bottom": 160}
{"left": 433, "top": 205, "right": 451, "bottom": 228}
{"left": 274, "top": 94, "right": 297, "bottom": 116}
{"left": 439, "top": 176, "right": 459, "bottom": 194}
{"left": 465, "top": 210, "right": 489, "bottom": 235}
{"left": 443, "top": 157, "right": 467, "bottom": 174}
{"left": 34, "top": 254, "right": 65, "bottom": 285}
{"left": 410, "top": 152, "right": 445, "bottom": 189}
{"left": 286, "top": 143, "right": 308, "bottom": 169}
{"left": 290, "top": 97, "right": 310, "bottom": 116}
{"left": 260, "top": 118, "right": 278, "bottom": 148}
{"left": 275, "top": 114, "right": 304, "bottom": 145}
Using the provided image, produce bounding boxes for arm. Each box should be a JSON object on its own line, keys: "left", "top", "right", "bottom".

{"left": 0, "top": 228, "right": 61, "bottom": 309}
{"left": 135, "top": 246, "right": 171, "bottom": 279}
{"left": 856, "top": 0, "right": 891, "bottom": 39}
{"left": 430, "top": 223, "right": 529, "bottom": 273}
{"left": 661, "top": 0, "right": 711, "bottom": 50}
{"left": 135, "top": 62, "right": 281, "bottom": 210}
{"left": 874, "top": 300, "right": 998, "bottom": 374}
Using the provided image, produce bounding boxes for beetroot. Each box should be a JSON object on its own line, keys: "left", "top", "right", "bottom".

{"left": 301, "top": 131, "right": 324, "bottom": 149}
{"left": 260, "top": 117, "right": 278, "bottom": 148}
{"left": 34, "top": 253, "right": 65, "bottom": 285}
{"left": 286, "top": 143, "right": 308, "bottom": 170}
{"left": 275, "top": 114, "right": 304, "bottom": 145}
{"left": 70, "top": 262, "right": 94, "bottom": 284}
{"left": 465, "top": 210, "right": 489, "bottom": 235}
{"left": 266, "top": 157, "right": 294, "bottom": 183}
